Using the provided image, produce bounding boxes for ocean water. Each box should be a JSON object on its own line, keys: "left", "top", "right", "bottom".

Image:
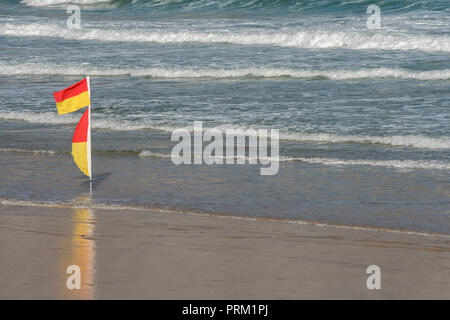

{"left": 0, "top": 0, "right": 449, "bottom": 234}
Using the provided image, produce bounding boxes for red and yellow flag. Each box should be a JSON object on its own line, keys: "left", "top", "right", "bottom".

{"left": 53, "top": 78, "right": 90, "bottom": 115}
{"left": 72, "top": 108, "right": 91, "bottom": 177}
{"left": 53, "top": 77, "right": 92, "bottom": 178}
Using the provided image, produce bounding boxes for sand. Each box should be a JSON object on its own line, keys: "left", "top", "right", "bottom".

{"left": 0, "top": 203, "right": 449, "bottom": 299}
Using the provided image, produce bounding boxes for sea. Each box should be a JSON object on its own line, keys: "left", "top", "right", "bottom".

{"left": 0, "top": 0, "right": 449, "bottom": 235}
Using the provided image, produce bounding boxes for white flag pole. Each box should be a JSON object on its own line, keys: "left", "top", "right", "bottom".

{"left": 87, "top": 76, "right": 92, "bottom": 182}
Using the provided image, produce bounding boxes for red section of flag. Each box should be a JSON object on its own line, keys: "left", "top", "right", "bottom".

{"left": 53, "top": 78, "right": 89, "bottom": 103}
{"left": 72, "top": 108, "right": 89, "bottom": 143}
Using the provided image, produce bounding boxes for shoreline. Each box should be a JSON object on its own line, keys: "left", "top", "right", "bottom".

{"left": 1, "top": 203, "right": 449, "bottom": 299}
{"left": 2, "top": 198, "right": 449, "bottom": 239}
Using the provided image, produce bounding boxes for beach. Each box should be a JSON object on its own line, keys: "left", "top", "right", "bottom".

{"left": 1, "top": 202, "right": 449, "bottom": 299}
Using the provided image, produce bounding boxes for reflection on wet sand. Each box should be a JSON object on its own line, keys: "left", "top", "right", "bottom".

{"left": 1, "top": 203, "right": 449, "bottom": 299}
{"left": 62, "top": 207, "right": 96, "bottom": 299}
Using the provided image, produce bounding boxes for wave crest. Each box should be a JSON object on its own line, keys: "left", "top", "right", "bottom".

{"left": 1, "top": 62, "right": 449, "bottom": 81}
{"left": 279, "top": 133, "right": 450, "bottom": 150}
{"left": 2, "top": 111, "right": 449, "bottom": 150}
{"left": 136, "top": 151, "right": 450, "bottom": 170}
{"left": 292, "top": 157, "right": 450, "bottom": 170}
{"left": 21, "top": 0, "right": 113, "bottom": 6}
{"left": 18, "top": 0, "right": 446, "bottom": 13}
{"left": 2, "top": 22, "right": 450, "bottom": 53}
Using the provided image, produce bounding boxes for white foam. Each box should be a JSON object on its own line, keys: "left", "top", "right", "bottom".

{"left": 138, "top": 150, "right": 450, "bottom": 170}
{"left": 2, "top": 111, "right": 449, "bottom": 150}
{"left": 138, "top": 151, "right": 171, "bottom": 158}
{"left": 0, "top": 110, "right": 80, "bottom": 125}
{"left": 0, "top": 148, "right": 58, "bottom": 154}
{"left": 0, "top": 62, "right": 128, "bottom": 77}
{"left": 21, "top": 0, "right": 111, "bottom": 6}
{"left": 174, "top": 125, "right": 450, "bottom": 150}
{"left": 131, "top": 67, "right": 450, "bottom": 81}
{"left": 289, "top": 157, "right": 450, "bottom": 170}
{"left": 279, "top": 132, "right": 450, "bottom": 150}
{"left": 0, "top": 110, "right": 150, "bottom": 131}
{"left": 2, "top": 22, "right": 450, "bottom": 52}
{"left": 1, "top": 62, "right": 449, "bottom": 80}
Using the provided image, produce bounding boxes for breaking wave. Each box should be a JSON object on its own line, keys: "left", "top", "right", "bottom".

{"left": 17, "top": 0, "right": 448, "bottom": 13}
{"left": 0, "top": 110, "right": 151, "bottom": 131}
{"left": 21, "top": 0, "right": 112, "bottom": 6}
{"left": 289, "top": 157, "right": 450, "bottom": 170}
{"left": 2, "top": 111, "right": 450, "bottom": 149}
{"left": 2, "top": 22, "right": 450, "bottom": 53}
{"left": 138, "top": 151, "right": 450, "bottom": 170}
{"left": 2, "top": 111, "right": 449, "bottom": 149}
{"left": 1, "top": 62, "right": 450, "bottom": 81}
{"left": 278, "top": 133, "right": 450, "bottom": 150}
{"left": 0, "top": 147, "right": 59, "bottom": 154}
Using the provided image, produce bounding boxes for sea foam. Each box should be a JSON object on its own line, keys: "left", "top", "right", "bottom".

{"left": 2, "top": 110, "right": 449, "bottom": 150}
{"left": 2, "top": 22, "right": 450, "bottom": 53}
{"left": 1, "top": 62, "right": 449, "bottom": 81}
{"left": 21, "top": 0, "right": 111, "bottom": 6}
{"left": 137, "top": 151, "right": 450, "bottom": 170}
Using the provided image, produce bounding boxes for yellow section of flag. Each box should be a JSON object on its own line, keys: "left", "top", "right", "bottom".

{"left": 56, "top": 91, "right": 90, "bottom": 115}
{"left": 53, "top": 78, "right": 90, "bottom": 115}
{"left": 72, "top": 142, "right": 89, "bottom": 177}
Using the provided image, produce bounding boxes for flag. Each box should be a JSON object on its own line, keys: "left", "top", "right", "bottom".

{"left": 53, "top": 78, "right": 90, "bottom": 115}
{"left": 72, "top": 107, "right": 91, "bottom": 177}
{"left": 53, "top": 77, "right": 93, "bottom": 179}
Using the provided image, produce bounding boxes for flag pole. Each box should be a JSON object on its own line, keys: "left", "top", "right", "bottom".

{"left": 87, "top": 76, "right": 92, "bottom": 184}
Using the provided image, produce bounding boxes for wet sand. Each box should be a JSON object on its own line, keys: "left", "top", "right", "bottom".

{"left": 0, "top": 203, "right": 449, "bottom": 299}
